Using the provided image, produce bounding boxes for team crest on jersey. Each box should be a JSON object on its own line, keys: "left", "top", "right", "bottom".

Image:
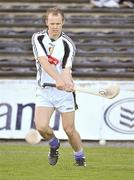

{"left": 49, "top": 43, "right": 55, "bottom": 54}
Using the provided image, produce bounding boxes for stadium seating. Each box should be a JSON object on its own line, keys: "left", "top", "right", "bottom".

{"left": 0, "top": 0, "right": 134, "bottom": 78}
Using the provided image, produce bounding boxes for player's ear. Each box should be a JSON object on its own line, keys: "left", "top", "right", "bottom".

{"left": 62, "top": 20, "right": 65, "bottom": 25}
{"left": 42, "top": 14, "right": 48, "bottom": 26}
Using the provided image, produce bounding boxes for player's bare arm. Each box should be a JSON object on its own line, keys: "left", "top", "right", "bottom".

{"left": 38, "top": 56, "right": 65, "bottom": 90}
{"left": 61, "top": 67, "right": 74, "bottom": 91}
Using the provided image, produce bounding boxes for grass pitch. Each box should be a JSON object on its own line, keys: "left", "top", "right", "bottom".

{"left": 0, "top": 143, "right": 134, "bottom": 180}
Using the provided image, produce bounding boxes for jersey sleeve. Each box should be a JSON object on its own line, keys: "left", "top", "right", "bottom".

{"left": 62, "top": 38, "right": 76, "bottom": 69}
{"left": 31, "top": 33, "right": 47, "bottom": 60}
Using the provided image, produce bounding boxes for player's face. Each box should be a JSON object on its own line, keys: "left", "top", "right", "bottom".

{"left": 46, "top": 13, "right": 64, "bottom": 39}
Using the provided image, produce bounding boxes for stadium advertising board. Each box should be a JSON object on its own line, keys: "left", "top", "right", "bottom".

{"left": 0, "top": 80, "right": 134, "bottom": 140}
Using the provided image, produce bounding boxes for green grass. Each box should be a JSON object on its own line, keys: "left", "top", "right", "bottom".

{"left": 0, "top": 144, "right": 134, "bottom": 180}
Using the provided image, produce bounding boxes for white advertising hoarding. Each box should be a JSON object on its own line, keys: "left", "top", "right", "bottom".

{"left": 0, "top": 79, "right": 134, "bottom": 140}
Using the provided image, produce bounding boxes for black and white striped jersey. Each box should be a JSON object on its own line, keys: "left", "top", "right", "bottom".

{"left": 32, "top": 30, "right": 76, "bottom": 86}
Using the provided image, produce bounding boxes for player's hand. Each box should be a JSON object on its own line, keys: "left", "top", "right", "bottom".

{"left": 55, "top": 77, "right": 74, "bottom": 92}
{"left": 55, "top": 78, "right": 66, "bottom": 90}
{"left": 64, "top": 81, "right": 74, "bottom": 92}
{"left": 61, "top": 68, "right": 74, "bottom": 92}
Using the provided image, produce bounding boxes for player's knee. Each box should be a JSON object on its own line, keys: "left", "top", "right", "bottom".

{"left": 64, "top": 127, "right": 75, "bottom": 137}
{"left": 35, "top": 123, "right": 48, "bottom": 134}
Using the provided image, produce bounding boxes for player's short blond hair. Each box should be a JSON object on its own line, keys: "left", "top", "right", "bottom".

{"left": 45, "top": 7, "right": 64, "bottom": 21}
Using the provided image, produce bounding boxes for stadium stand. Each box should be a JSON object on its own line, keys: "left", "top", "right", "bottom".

{"left": 0, "top": 0, "right": 134, "bottom": 79}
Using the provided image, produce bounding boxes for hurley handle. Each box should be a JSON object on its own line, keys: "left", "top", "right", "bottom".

{"left": 42, "top": 83, "right": 56, "bottom": 88}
